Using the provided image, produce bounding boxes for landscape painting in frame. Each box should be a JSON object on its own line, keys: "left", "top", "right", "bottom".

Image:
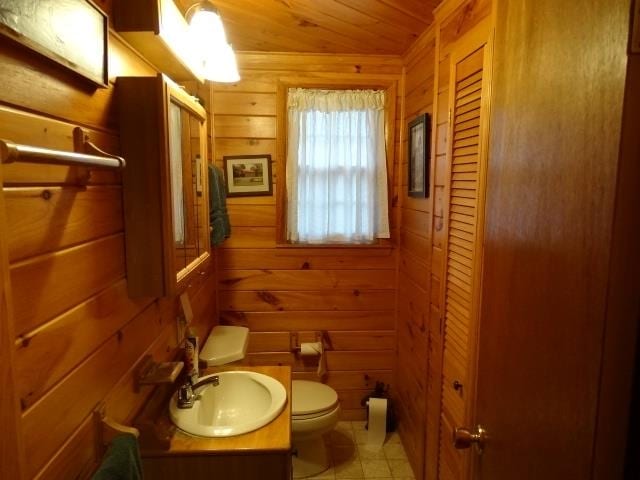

{"left": 0, "top": 0, "right": 108, "bottom": 86}
{"left": 223, "top": 154, "right": 273, "bottom": 197}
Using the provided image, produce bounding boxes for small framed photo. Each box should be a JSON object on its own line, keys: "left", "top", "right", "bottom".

{"left": 0, "top": 0, "right": 108, "bottom": 87}
{"left": 408, "top": 113, "right": 431, "bottom": 198}
{"left": 223, "top": 154, "right": 273, "bottom": 197}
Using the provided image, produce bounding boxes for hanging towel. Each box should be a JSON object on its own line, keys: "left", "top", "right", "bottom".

{"left": 209, "top": 164, "right": 231, "bottom": 246}
{"left": 92, "top": 433, "right": 143, "bottom": 480}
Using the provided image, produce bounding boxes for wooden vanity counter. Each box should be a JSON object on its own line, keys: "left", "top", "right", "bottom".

{"left": 137, "top": 365, "right": 292, "bottom": 479}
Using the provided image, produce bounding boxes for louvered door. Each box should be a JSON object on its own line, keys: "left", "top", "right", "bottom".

{"left": 438, "top": 41, "right": 491, "bottom": 480}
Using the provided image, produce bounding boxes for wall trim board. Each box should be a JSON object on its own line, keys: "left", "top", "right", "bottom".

{"left": 0, "top": 163, "right": 26, "bottom": 480}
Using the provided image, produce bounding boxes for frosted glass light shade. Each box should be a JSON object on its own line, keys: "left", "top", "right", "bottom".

{"left": 202, "top": 42, "right": 240, "bottom": 83}
{"left": 189, "top": 8, "right": 227, "bottom": 46}
{"left": 187, "top": 2, "right": 240, "bottom": 83}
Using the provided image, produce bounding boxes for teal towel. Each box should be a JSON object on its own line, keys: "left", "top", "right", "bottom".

{"left": 92, "top": 433, "right": 143, "bottom": 480}
{"left": 209, "top": 164, "right": 231, "bottom": 246}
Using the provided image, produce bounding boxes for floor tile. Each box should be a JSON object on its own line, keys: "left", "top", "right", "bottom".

{"left": 332, "top": 445, "right": 363, "bottom": 479}
{"left": 329, "top": 427, "right": 356, "bottom": 445}
{"left": 384, "top": 431, "right": 402, "bottom": 444}
{"left": 357, "top": 444, "right": 386, "bottom": 461}
{"left": 305, "top": 420, "right": 414, "bottom": 480}
{"left": 351, "top": 420, "right": 367, "bottom": 431}
{"left": 387, "top": 459, "right": 415, "bottom": 479}
{"left": 331, "top": 444, "right": 358, "bottom": 462}
{"left": 382, "top": 443, "right": 408, "bottom": 460}
{"left": 353, "top": 428, "right": 370, "bottom": 445}
{"left": 361, "top": 459, "right": 392, "bottom": 478}
{"left": 307, "top": 466, "right": 337, "bottom": 479}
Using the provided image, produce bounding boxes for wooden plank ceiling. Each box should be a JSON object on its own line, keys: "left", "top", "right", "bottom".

{"left": 175, "top": 0, "right": 440, "bottom": 55}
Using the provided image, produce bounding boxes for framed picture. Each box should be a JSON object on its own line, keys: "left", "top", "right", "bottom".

{"left": 0, "top": 0, "right": 108, "bottom": 87}
{"left": 223, "top": 154, "right": 273, "bottom": 197}
{"left": 408, "top": 113, "right": 431, "bottom": 198}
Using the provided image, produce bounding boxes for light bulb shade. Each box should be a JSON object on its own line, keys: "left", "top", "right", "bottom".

{"left": 186, "top": 2, "right": 240, "bottom": 83}
{"left": 202, "top": 42, "right": 240, "bottom": 83}
{"left": 189, "top": 7, "right": 227, "bottom": 46}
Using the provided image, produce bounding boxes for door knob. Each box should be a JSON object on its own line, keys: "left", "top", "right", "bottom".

{"left": 453, "top": 425, "right": 486, "bottom": 453}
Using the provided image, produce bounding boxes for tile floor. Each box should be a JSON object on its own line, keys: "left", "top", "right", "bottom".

{"left": 305, "top": 421, "right": 415, "bottom": 480}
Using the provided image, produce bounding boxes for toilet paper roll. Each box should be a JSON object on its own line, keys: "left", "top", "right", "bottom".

{"left": 299, "top": 342, "right": 327, "bottom": 378}
{"left": 367, "top": 397, "right": 388, "bottom": 450}
{"left": 299, "top": 342, "right": 323, "bottom": 356}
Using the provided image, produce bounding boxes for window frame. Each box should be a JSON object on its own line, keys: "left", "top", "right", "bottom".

{"left": 275, "top": 79, "right": 398, "bottom": 248}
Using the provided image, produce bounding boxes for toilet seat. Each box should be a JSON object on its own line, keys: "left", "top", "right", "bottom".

{"left": 292, "top": 404, "right": 340, "bottom": 421}
{"left": 292, "top": 380, "right": 338, "bottom": 416}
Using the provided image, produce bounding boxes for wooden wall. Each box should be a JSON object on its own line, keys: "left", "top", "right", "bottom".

{"left": 395, "top": 27, "right": 437, "bottom": 480}
{"left": 395, "top": 0, "right": 493, "bottom": 478}
{"left": 0, "top": 7, "right": 217, "bottom": 479}
{"left": 213, "top": 52, "right": 402, "bottom": 420}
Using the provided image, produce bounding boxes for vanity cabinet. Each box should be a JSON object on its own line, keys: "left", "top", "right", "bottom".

{"left": 118, "top": 74, "right": 210, "bottom": 297}
{"left": 137, "top": 366, "right": 292, "bottom": 480}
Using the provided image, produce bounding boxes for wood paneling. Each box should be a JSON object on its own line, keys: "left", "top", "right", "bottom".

{"left": 0, "top": 32, "right": 217, "bottom": 480}
{"left": 395, "top": 24, "right": 437, "bottom": 480}
{"left": 5, "top": 186, "right": 123, "bottom": 262}
{"left": 219, "top": 269, "right": 396, "bottom": 291}
{"left": 221, "top": 290, "right": 395, "bottom": 312}
{"left": 395, "top": 2, "right": 494, "bottom": 478}
{"left": 219, "top": 247, "right": 395, "bottom": 270}
{"left": 175, "top": 0, "right": 439, "bottom": 55}
{"left": 0, "top": 156, "right": 26, "bottom": 480}
{"left": 214, "top": 57, "right": 400, "bottom": 418}
{"left": 11, "top": 234, "right": 126, "bottom": 336}
{"left": 22, "top": 301, "right": 163, "bottom": 477}
{"left": 14, "top": 280, "right": 152, "bottom": 410}
{"left": 220, "top": 310, "right": 394, "bottom": 332}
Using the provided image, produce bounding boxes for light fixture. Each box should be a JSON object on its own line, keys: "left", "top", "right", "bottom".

{"left": 186, "top": 1, "right": 240, "bottom": 83}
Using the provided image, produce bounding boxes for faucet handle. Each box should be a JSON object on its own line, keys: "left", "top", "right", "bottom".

{"left": 177, "top": 381, "right": 195, "bottom": 409}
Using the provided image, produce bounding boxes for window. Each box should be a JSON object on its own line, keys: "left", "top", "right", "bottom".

{"left": 286, "top": 88, "right": 390, "bottom": 244}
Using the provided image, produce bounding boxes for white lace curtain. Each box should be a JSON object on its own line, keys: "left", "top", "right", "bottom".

{"left": 286, "top": 88, "right": 390, "bottom": 244}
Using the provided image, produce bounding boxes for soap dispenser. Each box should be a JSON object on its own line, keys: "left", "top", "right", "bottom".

{"left": 184, "top": 326, "right": 199, "bottom": 384}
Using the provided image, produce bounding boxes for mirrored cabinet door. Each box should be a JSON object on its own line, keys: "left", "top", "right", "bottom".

{"left": 118, "top": 74, "right": 210, "bottom": 298}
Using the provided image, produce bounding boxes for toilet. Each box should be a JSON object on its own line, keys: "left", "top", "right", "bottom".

{"left": 291, "top": 380, "right": 341, "bottom": 478}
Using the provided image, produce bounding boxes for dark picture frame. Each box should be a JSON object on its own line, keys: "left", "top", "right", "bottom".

{"left": 0, "top": 0, "right": 109, "bottom": 87}
{"left": 408, "top": 113, "right": 431, "bottom": 198}
{"left": 223, "top": 154, "right": 273, "bottom": 197}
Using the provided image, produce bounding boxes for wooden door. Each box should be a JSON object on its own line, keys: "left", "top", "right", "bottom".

{"left": 468, "top": 0, "right": 637, "bottom": 478}
{"left": 437, "top": 19, "right": 493, "bottom": 480}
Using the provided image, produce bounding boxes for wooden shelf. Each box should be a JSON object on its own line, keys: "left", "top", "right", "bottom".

{"left": 114, "top": 0, "right": 204, "bottom": 83}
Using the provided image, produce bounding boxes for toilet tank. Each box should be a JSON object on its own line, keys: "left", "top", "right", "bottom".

{"left": 199, "top": 325, "right": 249, "bottom": 366}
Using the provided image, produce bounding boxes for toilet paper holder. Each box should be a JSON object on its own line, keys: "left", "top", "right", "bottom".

{"left": 290, "top": 331, "right": 328, "bottom": 353}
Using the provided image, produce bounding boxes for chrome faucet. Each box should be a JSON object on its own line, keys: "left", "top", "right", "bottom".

{"left": 176, "top": 375, "right": 220, "bottom": 409}
{"left": 177, "top": 381, "right": 196, "bottom": 409}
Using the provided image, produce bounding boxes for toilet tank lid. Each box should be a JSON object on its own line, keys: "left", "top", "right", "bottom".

{"left": 199, "top": 326, "right": 249, "bottom": 366}
{"left": 292, "top": 380, "right": 338, "bottom": 415}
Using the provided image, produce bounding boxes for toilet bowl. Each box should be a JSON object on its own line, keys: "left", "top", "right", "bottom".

{"left": 291, "top": 380, "right": 341, "bottom": 478}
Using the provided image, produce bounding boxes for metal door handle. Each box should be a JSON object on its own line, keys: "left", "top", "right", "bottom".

{"left": 453, "top": 425, "right": 486, "bottom": 453}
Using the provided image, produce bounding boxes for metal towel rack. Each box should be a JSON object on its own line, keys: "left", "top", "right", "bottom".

{"left": 0, "top": 127, "right": 125, "bottom": 170}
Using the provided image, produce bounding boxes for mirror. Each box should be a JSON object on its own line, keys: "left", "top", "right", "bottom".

{"left": 167, "top": 96, "right": 209, "bottom": 282}
{"left": 118, "top": 74, "right": 210, "bottom": 298}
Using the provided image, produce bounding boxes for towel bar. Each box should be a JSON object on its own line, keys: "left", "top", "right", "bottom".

{"left": 94, "top": 403, "right": 140, "bottom": 451}
{"left": 0, "top": 127, "right": 125, "bottom": 170}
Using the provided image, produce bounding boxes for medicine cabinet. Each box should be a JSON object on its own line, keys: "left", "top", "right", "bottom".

{"left": 118, "top": 74, "right": 210, "bottom": 297}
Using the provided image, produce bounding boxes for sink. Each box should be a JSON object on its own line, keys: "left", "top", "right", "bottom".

{"left": 169, "top": 371, "right": 287, "bottom": 437}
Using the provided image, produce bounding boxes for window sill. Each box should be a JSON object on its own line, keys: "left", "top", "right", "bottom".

{"left": 275, "top": 240, "right": 393, "bottom": 250}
